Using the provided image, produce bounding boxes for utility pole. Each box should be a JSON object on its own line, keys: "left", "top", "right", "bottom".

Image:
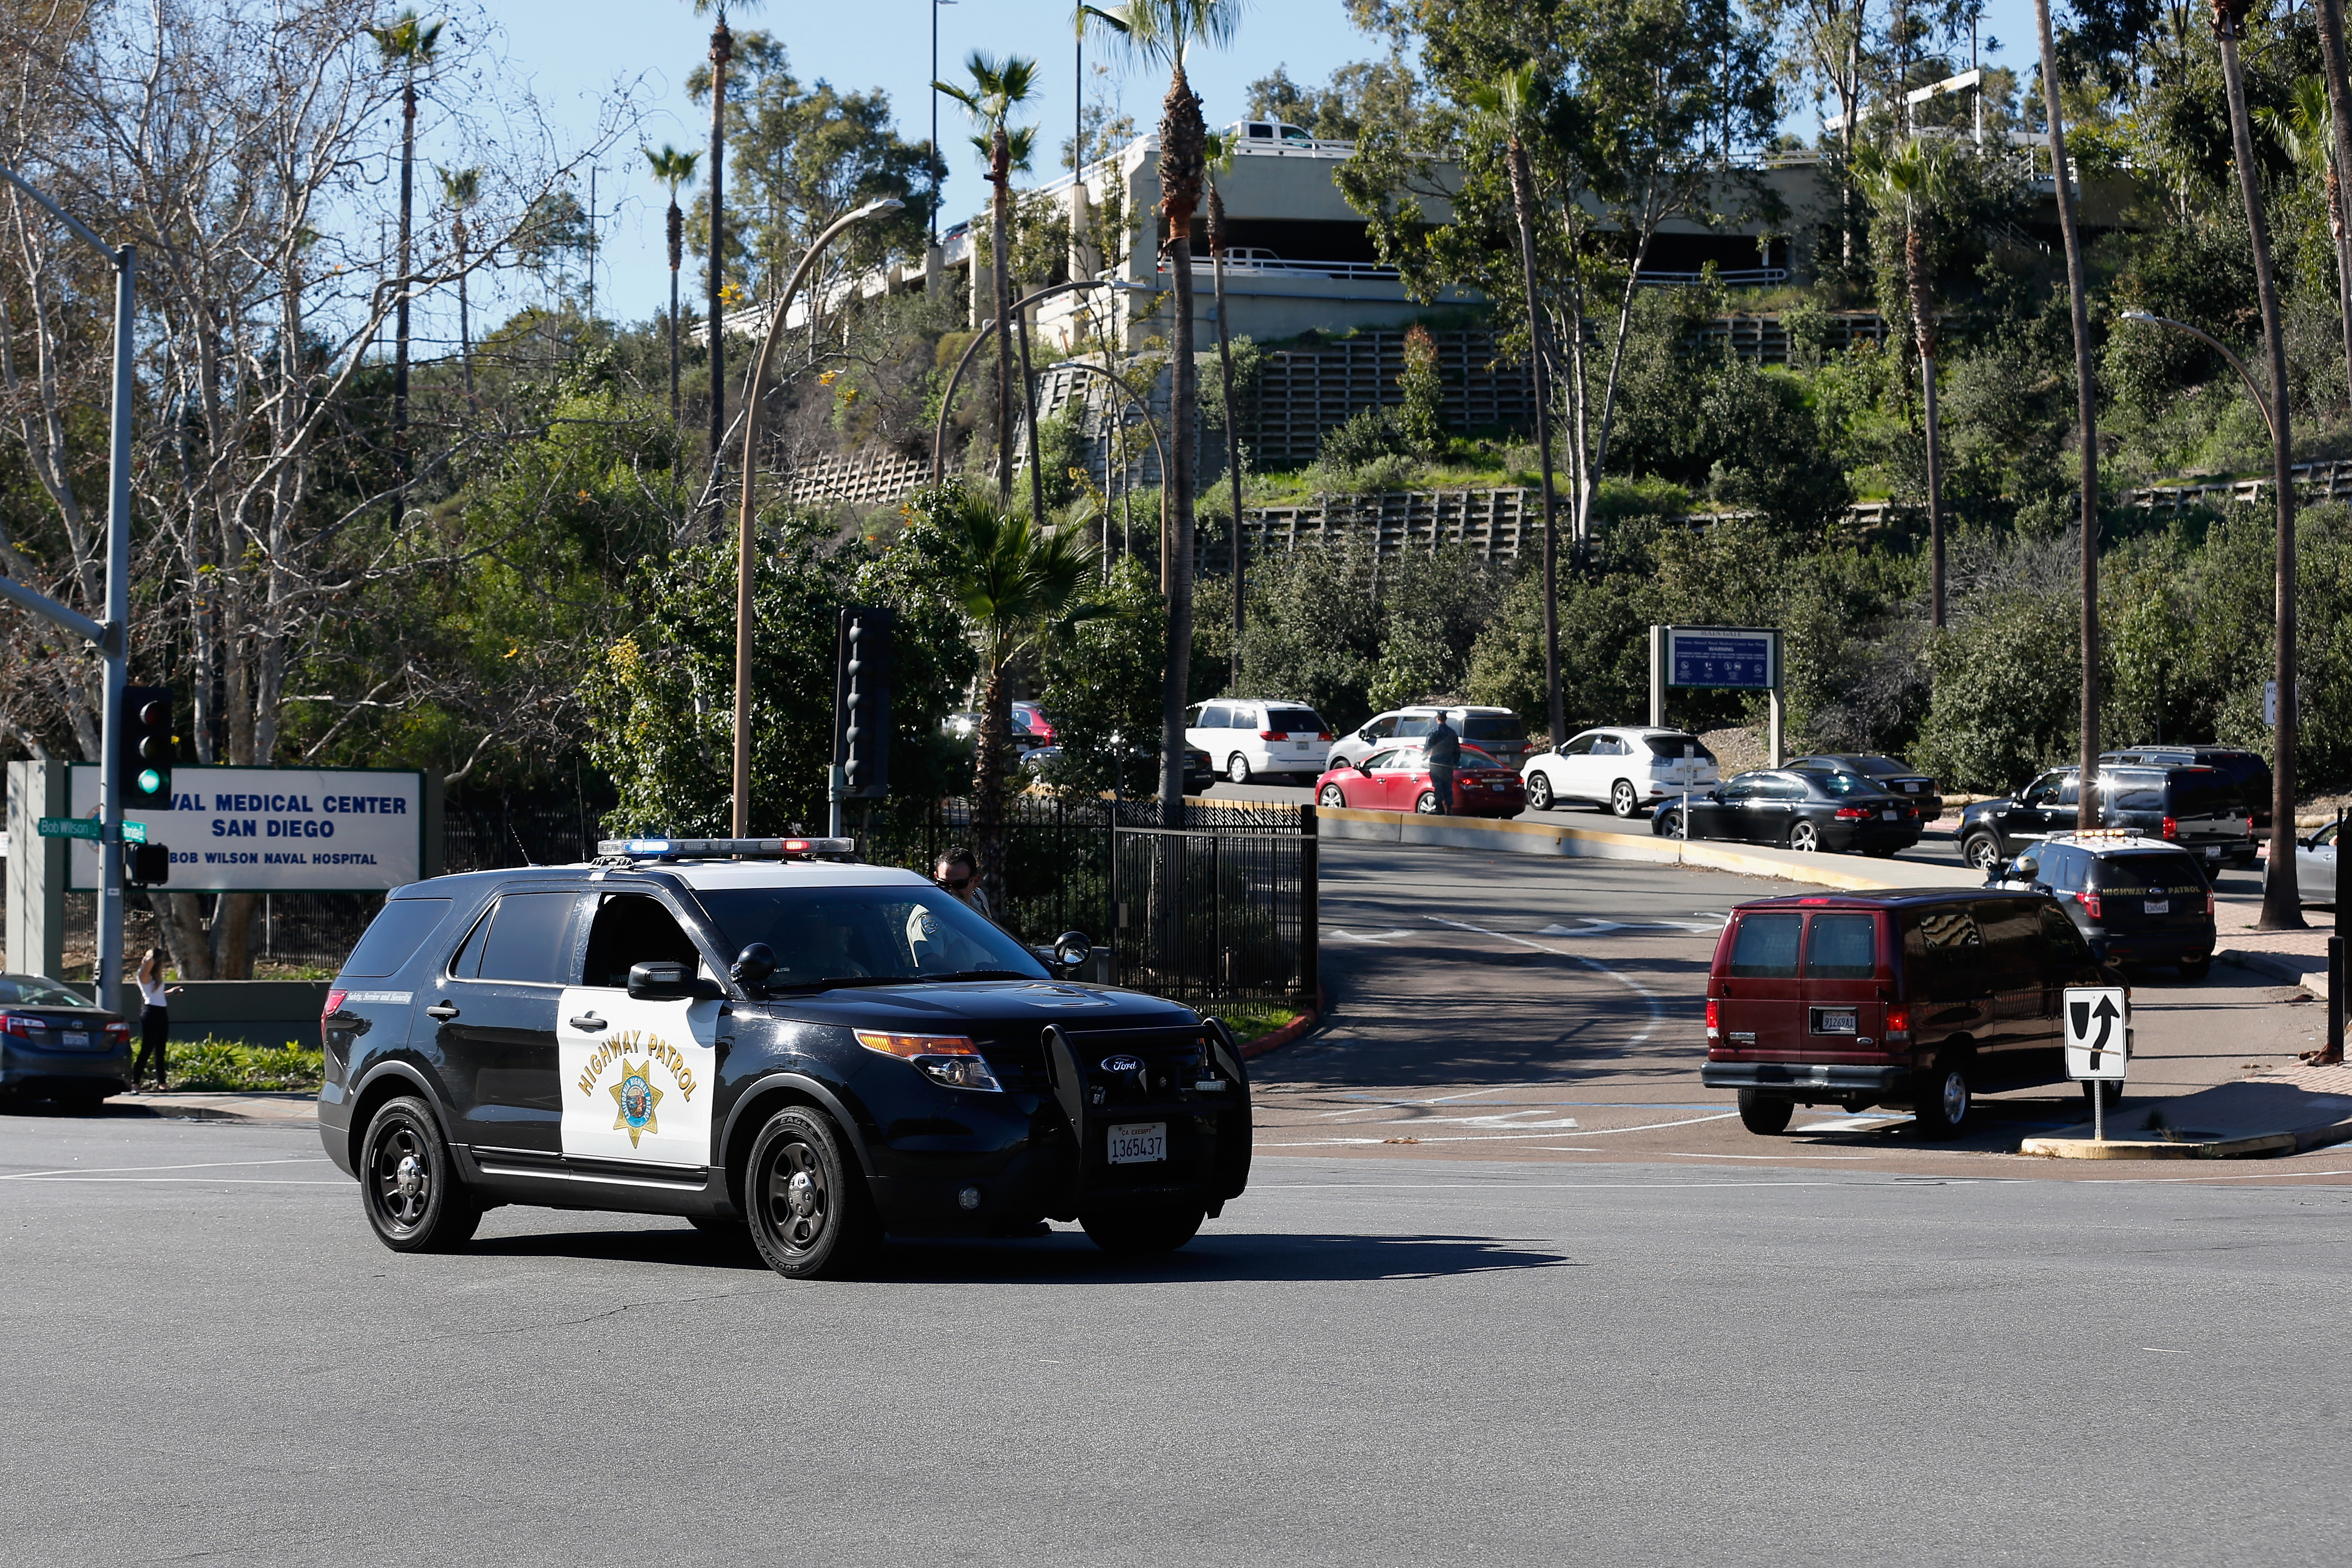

{"left": 0, "top": 165, "right": 136, "bottom": 1004}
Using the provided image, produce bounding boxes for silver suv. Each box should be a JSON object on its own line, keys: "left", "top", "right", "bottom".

{"left": 1328, "top": 707, "right": 1531, "bottom": 772}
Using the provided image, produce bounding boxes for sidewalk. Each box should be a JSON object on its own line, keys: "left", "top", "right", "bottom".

{"left": 120, "top": 1089, "right": 317, "bottom": 1125}
{"left": 2213, "top": 904, "right": 2339, "bottom": 999}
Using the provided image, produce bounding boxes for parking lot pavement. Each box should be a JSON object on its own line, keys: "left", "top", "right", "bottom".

{"left": 1261, "top": 839, "right": 2343, "bottom": 1181}
{"left": 8, "top": 1114, "right": 2352, "bottom": 1567}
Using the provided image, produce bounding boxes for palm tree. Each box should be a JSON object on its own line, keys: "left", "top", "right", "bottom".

{"left": 435, "top": 166, "right": 481, "bottom": 404}
{"left": 1085, "top": 0, "right": 1249, "bottom": 816}
{"left": 367, "top": 9, "right": 442, "bottom": 494}
{"left": 687, "top": 0, "right": 762, "bottom": 461}
{"left": 2214, "top": 0, "right": 2304, "bottom": 928}
{"left": 2029, "top": 0, "right": 2104, "bottom": 832}
{"left": 644, "top": 145, "right": 701, "bottom": 426}
{"left": 1203, "top": 128, "right": 1246, "bottom": 690}
{"left": 2259, "top": 77, "right": 2352, "bottom": 407}
{"left": 939, "top": 489, "right": 1105, "bottom": 912}
{"left": 935, "top": 53, "right": 1040, "bottom": 508}
{"left": 1464, "top": 63, "right": 1562, "bottom": 747}
{"left": 1854, "top": 135, "right": 1956, "bottom": 629}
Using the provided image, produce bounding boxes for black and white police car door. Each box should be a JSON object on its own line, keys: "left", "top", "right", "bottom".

{"left": 556, "top": 984, "right": 724, "bottom": 1168}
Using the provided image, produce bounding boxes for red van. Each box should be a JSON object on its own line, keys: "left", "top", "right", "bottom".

{"left": 1699, "top": 890, "right": 2125, "bottom": 1138}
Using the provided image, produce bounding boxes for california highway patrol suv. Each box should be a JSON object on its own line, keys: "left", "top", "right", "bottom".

{"left": 318, "top": 838, "right": 1252, "bottom": 1278}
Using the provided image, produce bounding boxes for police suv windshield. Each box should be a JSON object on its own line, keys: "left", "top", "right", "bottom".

{"left": 696, "top": 885, "right": 1050, "bottom": 989}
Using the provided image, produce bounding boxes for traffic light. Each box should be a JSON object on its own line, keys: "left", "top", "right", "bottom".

{"left": 120, "top": 685, "right": 174, "bottom": 809}
{"left": 125, "top": 842, "right": 169, "bottom": 887}
{"left": 831, "top": 607, "right": 894, "bottom": 800}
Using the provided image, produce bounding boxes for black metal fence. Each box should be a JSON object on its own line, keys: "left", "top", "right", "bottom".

{"left": 862, "top": 796, "right": 1318, "bottom": 1008}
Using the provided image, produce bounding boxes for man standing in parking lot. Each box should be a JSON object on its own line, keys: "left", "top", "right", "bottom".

{"left": 1425, "top": 715, "right": 1460, "bottom": 815}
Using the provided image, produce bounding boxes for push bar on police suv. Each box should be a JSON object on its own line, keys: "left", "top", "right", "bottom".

{"left": 595, "top": 837, "right": 857, "bottom": 861}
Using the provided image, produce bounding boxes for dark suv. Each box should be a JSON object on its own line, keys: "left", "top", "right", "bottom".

{"left": 1994, "top": 833, "right": 2217, "bottom": 979}
{"left": 2100, "top": 746, "right": 2272, "bottom": 830}
{"left": 1701, "top": 889, "right": 2125, "bottom": 1138}
{"left": 1959, "top": 766, "right": 2253, "bottom": 871}
{"left": 318, "top": 838, "right": 1252, "bottom": 1278}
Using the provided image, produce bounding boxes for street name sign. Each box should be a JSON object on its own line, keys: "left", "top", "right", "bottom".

{"left": 66, "top": 765, "right": 424, "bottom": 892}
{"left": 37, "top": 816, "right": 100, "bottom": 841}
{"left": 2064, "top": 986, "right": 2128, "bottom": 1080}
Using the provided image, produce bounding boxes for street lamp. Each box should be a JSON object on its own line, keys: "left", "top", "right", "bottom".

{"left": 730, "top": 196, "right": 905, "bottom": 838}
{"left": 0, "top": 163, "right": 136, "bottom": 1002}
{"left": 932, "top": 0, "right": 957, "bottom": 247}
{"left": 2119, "top": 310, "right": 2277, "bottom": 444}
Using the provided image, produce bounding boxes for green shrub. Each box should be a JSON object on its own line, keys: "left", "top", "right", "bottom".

{"left": 160, "top": 1038, "right": 326, "bottom": 1092}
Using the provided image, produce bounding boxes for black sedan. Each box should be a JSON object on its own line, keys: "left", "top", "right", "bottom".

{"left": 1789, "top": 752, "right": 1943, "bottom": 819}
{"left": 1650, "top": 768, "right": 1924, "bottom": 855}
{"left": 0, "top": 973, "right": 133, "bottom": 1108}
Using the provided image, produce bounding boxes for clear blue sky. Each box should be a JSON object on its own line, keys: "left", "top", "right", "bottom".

{"left": 463, "top": 0, "right": 2048, "bottom": 329}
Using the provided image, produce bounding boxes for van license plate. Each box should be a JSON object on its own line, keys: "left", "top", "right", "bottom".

{"left": 2145, "top": 898, "right": 2168, "bottom": 915}
{"left": 1107, "top": 1123, "right": 1166, "bottom": 1164}
{"left": 1810, "top": 1008, "right": 1857, "bottom": 1035}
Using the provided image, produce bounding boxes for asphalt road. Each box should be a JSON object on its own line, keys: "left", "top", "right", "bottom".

{"left": 1259, "top": 839, "right": 2335, "bottom": 1179}
{"left": 8, "top": 1112, "right": 2351, "bottom": 1567}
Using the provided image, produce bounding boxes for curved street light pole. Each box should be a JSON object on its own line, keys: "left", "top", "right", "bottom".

{"left": 929, "top": 276, "right": 1139, "bottom": 488}
{"left": 0, "top": 164, "right": 135, "bottom": 999}
{"left": 731, "top": 197, "right": 904, "bottom": 837}
{"left": 2120, "top": 310, "right": 2277, "bottom": 445}
{"left": 1049, "top": 359, "right": 1173, "bottom": 559}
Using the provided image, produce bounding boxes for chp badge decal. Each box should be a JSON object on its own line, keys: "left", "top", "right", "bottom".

{"left": 577, "top": 1031, "right": 698, "bottom": 1149}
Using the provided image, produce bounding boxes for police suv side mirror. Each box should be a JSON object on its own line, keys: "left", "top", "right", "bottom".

{"left": 731, "top": 943, "right": 776, "bottom": 985}
{"left": 628, "top": 961, "right": 721, "bottom": 1000}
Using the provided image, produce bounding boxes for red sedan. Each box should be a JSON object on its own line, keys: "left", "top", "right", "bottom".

{"left": 1315, "top": 744, "right": 1526, "bottom": 817}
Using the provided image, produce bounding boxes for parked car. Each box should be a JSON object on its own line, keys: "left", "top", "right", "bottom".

{"left": 1522, "top": 727, "right": 1718, "bottom": 817}
{"left": 1789, "top": 753, "right": 1944, "bottom": 819}
{"left": 940, "top": 710, "right": 1050, "bottom": 754}
{"left": 1314, "top": 744, "right": 1525, "bottom": 816}
{"left": 1992, "top": 832, "right": 2217, "bottom": 979}
{"left": 2277, "top": 817, "right": 2339, "bottom": 905}
{"left": 1328, "top": 706, "right": 1533, "bottom": 771}
{"left": 1184, "top": 698, "right": 1334, "bottom": 783}
{"left": 1010, "top": 702, "right": 1059, "bottom": 747}
{"left": 1650, "top": 767, "right": 1923, "bottom": 855}
{"left": 1959, "top": 766, "right": 2253, "bottom": 872}
{"left": 2101, "top": 745, "right": 2273, "bottom": 829}
{"left": 1023, "top": 741, "right": 1215, "bottom": 794}
{"left": 1700, "top": 889, "right": 2128, "bottom": 1137}
{"left": 0, "top": 973, "right": 132, "bottom": 1108}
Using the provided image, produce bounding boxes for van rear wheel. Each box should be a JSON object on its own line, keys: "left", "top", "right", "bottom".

{"left": 1912, "top": 1055, "right": 1973, "bottom": 1140}
{"left": 1737, "top": 1090, "right": 1794, "bottom": 1135}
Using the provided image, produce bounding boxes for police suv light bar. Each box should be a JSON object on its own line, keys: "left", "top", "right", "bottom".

{"left": 597, "top": 837, "right": 856, "bottom": 860}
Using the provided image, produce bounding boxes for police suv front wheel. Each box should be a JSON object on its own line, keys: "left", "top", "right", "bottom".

{"left": 360, "top": 1095, "right": 481, "bottom": 1253}
{"left": 746, "top": 1106, "right": 878, "bottom": 1279}
{"left": 1079, "top": 1201, "right": 1205, "bottom": 1255}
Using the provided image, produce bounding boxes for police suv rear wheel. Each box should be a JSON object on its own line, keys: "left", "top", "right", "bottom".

{"left": 1080, "top": 1201, "right": 1204, "bottom": 1255}
{"left": 361, "top": 1095, "right": 481, "bottom": 1253}
{"left": 746, "top": 1107, "right": 876, "bottom": 1280}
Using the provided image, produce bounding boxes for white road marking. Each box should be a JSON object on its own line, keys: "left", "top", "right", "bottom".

{"left": 1536, "top": 917, "right": 1727, "bottom": 937}
{"left": 7, "top": 1177, "right": 347, "bottom": 1185}
{"left": 0, "top": 1157, "right": 329, "bottom": 1181}
{"left": 1525, "top": 1111, "right": 1741, "bottom": 1136}
{"left": 1426, "top": 916, "right": 1669, "bottom": 1048}
{"left": 1327, "top": 928, "right": 1419, "bottom": 944}
{"left": 1798, "top": 1114, "right": 1915, "bottom": 1132}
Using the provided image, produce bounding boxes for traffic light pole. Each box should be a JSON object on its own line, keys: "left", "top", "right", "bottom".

{"left": 0, "top": 163, "right": 136, "bottom": 1000}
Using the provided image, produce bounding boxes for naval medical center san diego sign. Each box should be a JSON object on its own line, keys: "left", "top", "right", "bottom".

{"left": 67, "top": 765, "right": 424, "bottom": 892}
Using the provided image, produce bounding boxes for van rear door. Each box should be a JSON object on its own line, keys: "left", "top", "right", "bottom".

{"left": 1798, "top": 911, "right": 1885, "bottom": 1054}
{"left": 1719, "top": 910, "right": 1807, "bottom": 1055}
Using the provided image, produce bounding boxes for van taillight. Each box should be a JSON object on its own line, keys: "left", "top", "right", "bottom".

{"left": 2161, "top": 816, "right": 2178, "bottom": 840}
{"left": 1706, "top": 997, "right": 1719, "bottom": 1038}
{"left": 1884, "top": 1003, "right": 1911, "bottom": 1038}
{"left": 1258, "top": 729, "right": 1283, "bottom": 740}
{"left": 2206, "top": 887, "right": 2216, "bottom": 916}
{"left": 2075, "top": 889, "right": 2102, "bottom": 920}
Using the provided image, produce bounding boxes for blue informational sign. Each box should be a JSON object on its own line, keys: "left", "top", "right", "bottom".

{"left": 1668, "top": 628, "right": 1776, "bottom": 690}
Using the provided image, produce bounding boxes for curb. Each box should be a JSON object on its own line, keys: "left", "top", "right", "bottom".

{"left": 1312, "top": 805, "right": 1978, "bottom": 893}
{"left": 1240, "top": 987, "right": 1323, "bottom": 1060}
{"left": 2019, "top": 1131, "right": 2300, "bottom": 1159}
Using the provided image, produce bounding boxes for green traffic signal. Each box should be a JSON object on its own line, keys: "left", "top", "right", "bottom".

{"left": 137, "top": 768, "right": 163, "bottom": 796}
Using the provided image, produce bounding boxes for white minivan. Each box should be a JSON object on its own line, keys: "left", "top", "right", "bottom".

{"left": 1186, "top": 699, "right": 1334, "bottom": 783}
{"left": 1523, "top": 727, "right": 1719, "bottom": 816}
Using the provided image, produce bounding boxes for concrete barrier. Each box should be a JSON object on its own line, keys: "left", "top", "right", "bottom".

{"left": 1313, "top": 806, "right": 1982, "bottom": 892}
